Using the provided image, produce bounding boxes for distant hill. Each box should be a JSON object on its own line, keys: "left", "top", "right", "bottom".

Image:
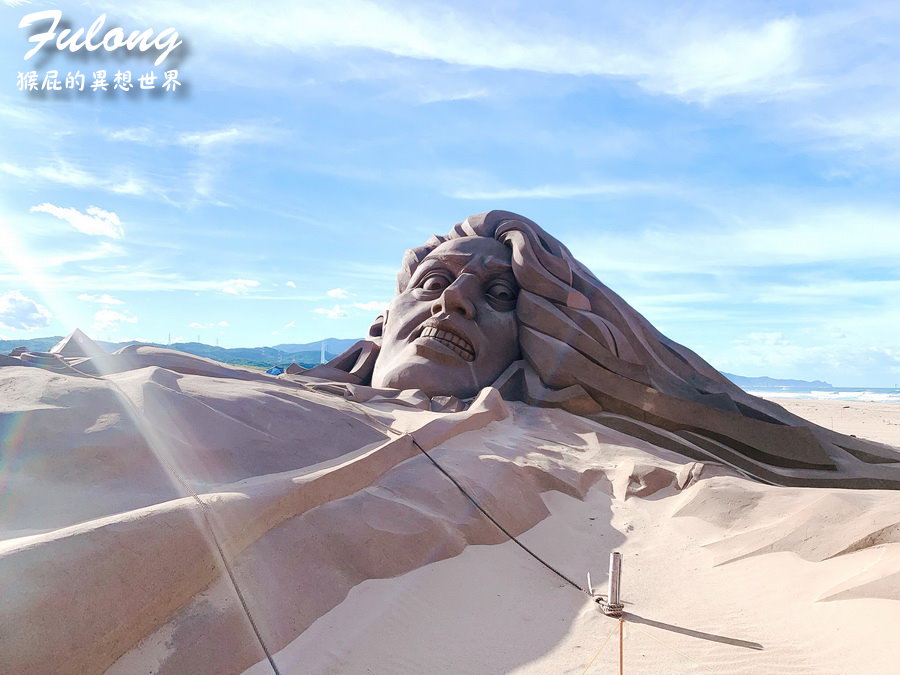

{"left": 0, "top": 336, "right": 65, "bottom": 353}
{"left": 0, "top": 336, "right": 361, "bottom": 370}
{"left": 0, "top": 338, "right": 835, "bottom": 387}
{"left": 272, "top": 338, "right": 359, "bottom": 353}
{"left": 722, "top": 372, "right": 833, "bottom": 389}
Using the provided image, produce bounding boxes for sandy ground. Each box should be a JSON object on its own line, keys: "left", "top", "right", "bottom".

{"left": 246, "top": 399, "right": 900, "bottom": 674}
{"left": 3, "top": 350, "right": 897, "bottom": 674}
{"left": 765, "top": 397, "right": 900, "bottom": 447}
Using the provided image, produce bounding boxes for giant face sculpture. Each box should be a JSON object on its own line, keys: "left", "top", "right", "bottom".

{"left": 316, "top": 210, "right": 899, "bottom": 489}
{"left": 370, "top": 236, "right": 521, "bottom": 398}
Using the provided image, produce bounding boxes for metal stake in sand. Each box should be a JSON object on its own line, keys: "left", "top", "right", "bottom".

{"left": 600, "top": 551, "right": 624, "bottom": 617}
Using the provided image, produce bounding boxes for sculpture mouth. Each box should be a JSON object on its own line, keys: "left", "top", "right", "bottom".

{"left": 414, "top": 321, "right": 476, "bottom": 362}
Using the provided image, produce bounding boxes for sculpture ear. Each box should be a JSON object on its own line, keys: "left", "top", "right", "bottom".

{"left": 367, "top": 312, "right": 386, "bottom": 344}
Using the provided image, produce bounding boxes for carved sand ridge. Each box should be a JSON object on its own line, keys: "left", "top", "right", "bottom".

{"left": 2, "top": 343, "right": 898, "bottom": 673}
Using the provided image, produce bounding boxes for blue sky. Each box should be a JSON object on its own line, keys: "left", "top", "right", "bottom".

{"left": 1, "top": 1, "right": 899, "bottom": 386}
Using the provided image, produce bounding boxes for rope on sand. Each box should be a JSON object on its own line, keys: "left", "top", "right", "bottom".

{"left": 580, "top": 620, "right": 619, "bottom": 675}
{"left": 337, "top": 394, "right": 590, "bottom": 596}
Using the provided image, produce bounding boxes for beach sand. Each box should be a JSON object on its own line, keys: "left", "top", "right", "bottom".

{"left": 3, "top": 355, "right": 897, "bottom": 674}
{"left": 242, "top": 399, "right": 900, "bottom": 674}
{"left": 764, "top": 397, "right": 900, "bottom": 447}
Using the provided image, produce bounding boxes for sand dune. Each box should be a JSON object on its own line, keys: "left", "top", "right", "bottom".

{"left": 1, "top": 351, "right": 898, "bottom": 673}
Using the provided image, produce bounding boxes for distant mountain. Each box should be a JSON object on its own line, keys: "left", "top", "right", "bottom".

{"left": 722, "top": 372, "right": 833, "bottom": 389}
{"left": 0, "top": 336, "right": 64, "bottom": 353}
{"left": 272, "top": 338, "right": 360, "bottom": 353}
{"left": 0, "top": 336, "right": 359, "bottom": 370}
{"left": 0, "top": 338, "right": 834, "bottom": 387}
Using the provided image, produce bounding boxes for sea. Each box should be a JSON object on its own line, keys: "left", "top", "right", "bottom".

{"left": 743, "top": 387, "right": 900, "bottom": 403}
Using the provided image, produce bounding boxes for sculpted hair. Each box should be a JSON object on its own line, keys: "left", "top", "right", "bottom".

{"left": 315, "top": 210, "right": 900, "bottom": 489}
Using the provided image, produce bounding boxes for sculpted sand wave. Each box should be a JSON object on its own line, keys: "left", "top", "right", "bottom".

{"left": 1, "top": 346, "right": 897, "bottom": 672}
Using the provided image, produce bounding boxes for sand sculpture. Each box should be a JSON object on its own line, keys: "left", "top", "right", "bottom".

{"left": 307, "top": 210, "right": 900, "bottom": 489}
{"left": 1, "top": 211, "right": 898, "bottom": 673}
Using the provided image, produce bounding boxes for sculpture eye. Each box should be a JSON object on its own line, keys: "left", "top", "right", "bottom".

{"left": 420, "top": 273, "right": 452, "bottom": 292}
{"left": 486, "top": 279, "right": 517, "bottom": 308}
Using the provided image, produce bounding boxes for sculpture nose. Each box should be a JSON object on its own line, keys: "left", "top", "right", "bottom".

{"left": 432, "top": 273, "right": 477, "bottom": 319}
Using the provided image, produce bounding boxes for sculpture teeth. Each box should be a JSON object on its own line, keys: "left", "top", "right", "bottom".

{"left": 419, "top": 326, "right": 475, "bottom": 361}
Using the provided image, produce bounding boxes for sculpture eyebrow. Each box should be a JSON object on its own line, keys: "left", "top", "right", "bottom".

{"left": 424, "top": 253, "right": 513, "bottom": 276}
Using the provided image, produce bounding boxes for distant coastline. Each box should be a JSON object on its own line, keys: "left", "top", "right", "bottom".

{"left": 0, "top": 336, "right": 890, "bottom": 395}
{"left": 721, "top": 372, "right": 832, "bottom": 389}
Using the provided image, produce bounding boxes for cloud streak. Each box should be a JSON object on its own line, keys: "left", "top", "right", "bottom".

{"left": 221, "top": 279, "right": 260, "bottom": 295}
{"left": 30, "top": 203, "right": 124, "bottom": 239}
{"left": 116, "top": 1, "right": 810, "bottom": 103}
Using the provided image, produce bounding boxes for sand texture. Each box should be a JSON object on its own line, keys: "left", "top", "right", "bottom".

{"left": 1, "top": 349, "right": 898, "bottom": 673}
{"left": 765, "top": 396, "right": 900, "bottom": 448}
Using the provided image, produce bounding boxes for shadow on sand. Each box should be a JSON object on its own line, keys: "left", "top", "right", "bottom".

{"left": 625, "top": 612, "right": 764, "bottom": 650}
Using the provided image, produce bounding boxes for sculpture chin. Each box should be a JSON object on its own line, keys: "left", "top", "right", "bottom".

{"left": 371, "top": 352, "right": 485, "bottom": 399}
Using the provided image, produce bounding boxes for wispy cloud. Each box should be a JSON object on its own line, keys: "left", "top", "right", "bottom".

{"left": 419, "top": 88, "right": 489, "bottom": 104}
{"left": 754, "top": 279, "right": 900, "bottom": 304}
{"left": 571, "top": 201, "right": 900, "bottom": 275}
{"left": 352, "top": 300, "right": 388, "bottom": 312}
{"left": 314, "top": 304, "right": 349, "bottom": 319}
{"left": 105, "top": 127, "right": 155, "bottom": 143}
{"left": 78, "top": 293, "right": 124, "bottom": 305}
{"left": 448, "top": 180, "right": 673, "bottom": 200}
{"left": 105, "top": 124, "right": 281, "bottom": 150}
{"left": 3, "top": 160, "right": 97, "bottom": 188}
{"left": 221, "top": 278, "right": 260, "bottom": 294}
{"left": 3, "top": 160, "right": 157, "bottom": 197}
{"left": 327, "top": 287, "right": 351, "bottom": 298}
{"left": 188, "top": 320, "right": 229, "bottom": 328}
{"left": 714, "top": 333, "right": 900, "bottom": 387}
{"left": 116, "top": 1, "right": 810, "bottom": 103}
{"left": 30, "top": 203, "right": 124, "bottom": 239}
{"left": 178, "top": 125, "right": 274, "bottom": 149}
{"left": 93, "top": 309, "right": 138, "bottom": 331}
{"left": 0, "top": 290, "right": 51, "bottom": 330}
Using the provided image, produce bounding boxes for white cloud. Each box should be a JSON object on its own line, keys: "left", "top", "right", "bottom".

{"left": 419, "top": 88, "right": 489, "bottom": 104}
{"left": 714, "top": 334, "right": 900, "bottom": 388}
{"left": 284, "top": 320, "right": 296, "bottom": 328}
{"left": 93, "top": 309, "right": 137, "bottom": 331}
{"left": 352, "top": 300, "right": 388, "bottom": 312}
{"left": 0, "top": 291, "right": 51, "bottom": 330}
{"left": 636, "top": 18, "right": 808, "bottom": 102}
{"left": 221, "top": 279, "right": 260, "bottom": 294}
{"left": 327, "top": 287, "right": 350, "bottom": 298}
{"left": 188, "top": 320, "right": 231, "bottom": 328}
{"left": 2, "top": 159, "right": 162, "bottom": 199}
{"left": 571, "top": 201, "right": 900, "bottom": 274}
{"left": 30, "top": 203, "right": 124, "bottom": 239}
{"left": 314, "top": 305, "right": 349, "bottom": 319}
{"left": 105, "top": 127, "right": 154, "bottom": 143}
{"left": 77, "top": 293, "right": 124, "bottom": 305}
{"left": 5, "top": 159, "right": 98, "bottom": 188}
{"left": 449, "top": 180, "right": 672, "bottom": 200}
{"left": 0, "top": 162, "right": 28, "bottom": 178}
{"left": 115, "top": 2, "right": 810, "bottom": 103}
{"left": 754, "top": 279, "right": 900, "bottom": 305}
{"left": 178, "top": 125, "right": 276, "bottom": 150}
{"left": 285, "top": 281, "right": 297, "bottom": 288}
{"left": 110, "top": 175, "right": 151, "bottom": 196}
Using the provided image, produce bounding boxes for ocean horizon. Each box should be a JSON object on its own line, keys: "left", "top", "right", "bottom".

{"left": 746, "top": 386, "right": 900, "bottom": 403}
